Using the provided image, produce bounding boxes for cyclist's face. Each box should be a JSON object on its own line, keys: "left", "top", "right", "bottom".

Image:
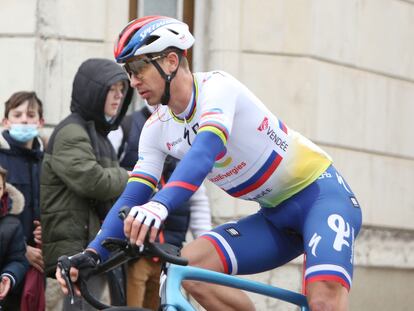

{"left": 126, "top": 54, "right": 173, "bottom": 106}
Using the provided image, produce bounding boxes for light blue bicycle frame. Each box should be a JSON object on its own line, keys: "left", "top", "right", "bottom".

{"left": 162, "top": 264, "right": 309, "bottom": 311}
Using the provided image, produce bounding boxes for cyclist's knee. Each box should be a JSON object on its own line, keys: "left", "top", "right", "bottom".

{"left": 307, "top": 281, "right": 349, "bottom": 311}
{"left": 308, "top": 300, "right": 337, "bottom": 311}
{"left": 182, "top": 280, "right": 207, "bottom": 298}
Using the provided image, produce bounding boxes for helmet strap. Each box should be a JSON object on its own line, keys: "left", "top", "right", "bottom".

{"left": 150, "top": 53, "right": 182, "bottom": 105}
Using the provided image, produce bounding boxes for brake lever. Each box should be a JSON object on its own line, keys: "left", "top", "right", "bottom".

{"left": 57, "top": 256, "right": 75, "bottom": 304}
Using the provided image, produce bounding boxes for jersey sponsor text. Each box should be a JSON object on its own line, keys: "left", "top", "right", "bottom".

{"left": 209, "top": 161, "right": 247, "bottom": 183}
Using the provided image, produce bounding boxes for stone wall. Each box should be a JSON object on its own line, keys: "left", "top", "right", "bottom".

{"left": 0, "top": 0, "right": 129, "bottom": 123}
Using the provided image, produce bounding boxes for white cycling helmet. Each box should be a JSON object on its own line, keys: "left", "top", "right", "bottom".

{"left": 114, "top": 15, "right": 195, "bottom": 63}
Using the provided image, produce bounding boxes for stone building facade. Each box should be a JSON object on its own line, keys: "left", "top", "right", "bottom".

{"left": 1, "top": 0, "right": 413, "bottom": 310}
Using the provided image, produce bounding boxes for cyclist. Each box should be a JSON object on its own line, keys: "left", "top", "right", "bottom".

{"left": 57, "top": 16, "right": 362, "bottom": 311}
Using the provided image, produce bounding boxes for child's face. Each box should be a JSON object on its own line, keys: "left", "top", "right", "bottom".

{"left": 104, "top": 81, "right": 125, "bottom": 118}
{"left": 0, "top": 176, "right": 4, "bottom": 198}
{"left": 2, "top": 100, "right": 44, "bottom": 129}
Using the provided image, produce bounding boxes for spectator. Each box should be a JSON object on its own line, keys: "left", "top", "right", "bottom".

{"left": 0, "top": 166, "right": 29, "bottom": 309}
{"left": 0, "top": 91, "right": 45, "bottom": 310}
{"left": 109, "top": 105, "right": 212, "bottom": 309}
{"left": 40, "top": 58, "right": 133, "bottom": 310}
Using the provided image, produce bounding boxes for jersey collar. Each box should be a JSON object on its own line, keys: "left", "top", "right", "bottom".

{"left": 170, "top": 75, "right": 198, "bottom": 123}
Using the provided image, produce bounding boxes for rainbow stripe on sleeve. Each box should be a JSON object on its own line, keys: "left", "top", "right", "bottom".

{"left": 198, "top": 122, "right": 228, "bottom": 145}
{"left": 128, "top": 171, "right": 158, "bottom": 191}
{"left": 198, "top": 109, "right": 229, "bottom": 146}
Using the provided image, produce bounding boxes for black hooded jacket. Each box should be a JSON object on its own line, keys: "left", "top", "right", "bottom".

{"left": 41, "top": 58, "right": 133, "bottom": 276}
{"left": 70, "top": 58, "right": 133, "bottom": 135}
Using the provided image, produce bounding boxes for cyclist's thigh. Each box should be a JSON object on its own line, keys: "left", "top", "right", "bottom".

{"left": 303, "top": 166, "right": 362, "bottom": 290}
{"left": 182, "top": 237, "right": 225, "bottom": 272}
{"left": 198, "top": 212, "right": 303, "bottom": 275}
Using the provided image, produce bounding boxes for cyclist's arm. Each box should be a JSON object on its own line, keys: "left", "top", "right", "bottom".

{"left": 87, "top": 180, "right": 154, "bottom": 260}
{"left": 151, "top": 130, "right": 224, "bottom": 211}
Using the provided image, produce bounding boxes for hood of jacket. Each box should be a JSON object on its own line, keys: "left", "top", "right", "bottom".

{"left": 0, "top": 183, "right": 25, "bottom": 217}
{"left": 70, "top": 58, "right": 134, "bottom": 134}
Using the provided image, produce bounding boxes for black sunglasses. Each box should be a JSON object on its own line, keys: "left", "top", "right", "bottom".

{"left": 123, "top": 54, "right": 166, "bottom": 77}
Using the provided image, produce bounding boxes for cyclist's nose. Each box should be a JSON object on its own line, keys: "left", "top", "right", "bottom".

{"left": 130, "top": 73, "right": 144, "bottom": 88}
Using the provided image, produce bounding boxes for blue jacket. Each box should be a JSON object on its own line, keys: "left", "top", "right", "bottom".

{"left": 0, "top": 132, "right": 43, "bottom": 246}
{"left": 0, "top": 183, "right": 29, "bottom": 291}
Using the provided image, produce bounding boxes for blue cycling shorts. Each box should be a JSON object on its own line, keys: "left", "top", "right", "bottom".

{"left": 201, "top": 165, "right": 362, "bottom": 290}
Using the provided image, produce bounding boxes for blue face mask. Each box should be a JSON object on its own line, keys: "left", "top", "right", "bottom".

{"left": 9, "top": 124, "right": 39, "bottom": 143}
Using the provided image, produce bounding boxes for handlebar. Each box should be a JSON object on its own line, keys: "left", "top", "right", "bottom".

{"left": 60, "top": 206, "right": 188, "bottom": 310}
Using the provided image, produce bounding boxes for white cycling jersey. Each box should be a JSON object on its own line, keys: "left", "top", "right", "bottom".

{"left": 134, "top": 71, "right": 332, "bottom": 207}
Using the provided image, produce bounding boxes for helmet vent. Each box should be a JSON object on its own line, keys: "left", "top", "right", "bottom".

{"left": 167, "top": 28, "right": 179, "bottom": 35}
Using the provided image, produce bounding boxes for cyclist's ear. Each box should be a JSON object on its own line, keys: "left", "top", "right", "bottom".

{"left": 165, "top": 52, "right": 180, "bottom": 73}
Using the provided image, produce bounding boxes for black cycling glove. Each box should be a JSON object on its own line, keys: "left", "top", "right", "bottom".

{"left": 58, "top": 250, "right": 100, "bottom": 279}
{"left": 57, "top": 250, "right": 100, "bottom": 303}
{"left": 68, "top": 251, "right": 100, "bottom": 268}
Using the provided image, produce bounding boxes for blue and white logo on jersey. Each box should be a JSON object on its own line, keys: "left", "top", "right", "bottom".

{"left": 225, "top": 227, "right": 241, "bottom": 237}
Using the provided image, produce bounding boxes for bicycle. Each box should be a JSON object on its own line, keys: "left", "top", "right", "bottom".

{"left": 58, "top": 209, "right": 310, "bottom": 311}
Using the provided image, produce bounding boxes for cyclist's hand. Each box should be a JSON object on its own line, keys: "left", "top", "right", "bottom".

{"left": 56, "top": 264, "right": 80, "bottom": 296}
{"left": 124, "top": 201, "right": 168, "bottom": 246}
{"left": 56, "top": 250, "right": 100, "bottom": 297}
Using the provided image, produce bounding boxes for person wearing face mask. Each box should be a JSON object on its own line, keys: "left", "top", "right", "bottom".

{"left": 0, "top": 91, "right": 45, "bottom": 310}
{"left": 40, "top": 58, "right": 133, "bottom": 310}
